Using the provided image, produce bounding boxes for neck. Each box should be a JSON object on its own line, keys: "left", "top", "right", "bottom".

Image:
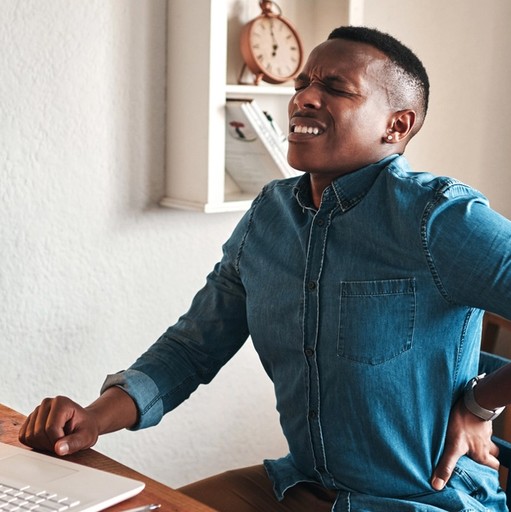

{"left": 309, "top": 175, "right": 329, "bottom": 209}
{"left": 308, "top": 153, "right": 402, "bottom": 208}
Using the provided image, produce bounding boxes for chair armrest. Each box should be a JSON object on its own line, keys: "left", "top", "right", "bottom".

{"left": 479, "top": 351, "right": 510, "bottom": 374}
{"left": 494, "top": 435, "right": 511, "bottom": 466}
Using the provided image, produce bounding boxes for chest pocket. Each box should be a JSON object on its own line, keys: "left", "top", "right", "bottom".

{"left": 337, "top": 278, "right": 416, "bottom": 365}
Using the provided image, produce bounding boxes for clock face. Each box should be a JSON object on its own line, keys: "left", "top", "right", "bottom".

{"left": 248, "top": 16, "right": 302, "bottom": 82}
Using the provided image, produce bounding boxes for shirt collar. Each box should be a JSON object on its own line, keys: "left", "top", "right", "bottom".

{"left": 294, "top": 154, "right": 401, "bottom": 212}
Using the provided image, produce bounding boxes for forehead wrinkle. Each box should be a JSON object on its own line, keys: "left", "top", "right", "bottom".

{"left": 299, "top": 65, "right": 364, "bottom": 92}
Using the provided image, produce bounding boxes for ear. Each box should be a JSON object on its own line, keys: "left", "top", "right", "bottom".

{"left": 385, "top": 110, "right": 417, "bottom": 144}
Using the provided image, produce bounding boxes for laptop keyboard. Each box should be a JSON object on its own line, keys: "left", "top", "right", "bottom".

{"left": 0, "top": 483, "right": 80, "bottom": 512}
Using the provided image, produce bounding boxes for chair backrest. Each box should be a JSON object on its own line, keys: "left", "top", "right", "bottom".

{"left": 494, "top": 435, "right": 511, "bottom": 507}
{"left": 479, "top": 312, "right": 511, "bottom": 506}
{"left": 482, "top": 312, "right": 511, "bottom": 353}
{"left": 479, "top": 351, "right": 511, "bottom": 506}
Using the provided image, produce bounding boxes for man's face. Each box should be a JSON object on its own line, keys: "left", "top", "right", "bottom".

{"left": 287, "top": 38, "right": 394, "bottom": 178}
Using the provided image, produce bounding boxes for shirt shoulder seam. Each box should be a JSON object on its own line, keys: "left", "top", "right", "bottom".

{"left": 234, "top": 186, "right": 266, "bottom": 272}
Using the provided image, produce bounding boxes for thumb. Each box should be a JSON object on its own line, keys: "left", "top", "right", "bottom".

{"left": 431, "top": 449, "right": 460, "bottom": 491}
{"left": 54, "top": 431, "right": 95, "bottom": 456}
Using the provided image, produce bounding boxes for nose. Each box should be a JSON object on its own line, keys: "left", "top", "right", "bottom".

{"left": 291, "top": 83, "right": 322, "bottom": 110}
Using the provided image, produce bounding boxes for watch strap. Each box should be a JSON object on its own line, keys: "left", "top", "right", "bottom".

{"left": 463, "top": 374, "right": 504, "bottom": 421}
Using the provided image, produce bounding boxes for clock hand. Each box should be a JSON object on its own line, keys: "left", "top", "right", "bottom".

{"left": 269, "top": 19, "right": 278, "bottom": 57}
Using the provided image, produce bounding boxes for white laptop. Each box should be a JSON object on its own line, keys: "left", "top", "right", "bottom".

{"left": 0, "top": 442, "right": 144, "bottom": 512}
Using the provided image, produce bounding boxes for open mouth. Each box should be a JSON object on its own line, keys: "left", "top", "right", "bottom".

{"left": 289, "top": 117, "right": 325, "bottom": 137}
{"left": 291, "top": 125, "right": 322, "bottom": 135}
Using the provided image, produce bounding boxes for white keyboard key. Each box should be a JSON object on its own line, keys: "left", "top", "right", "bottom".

{"left": 0, "top": 484, "right": 78, "bottom": 512}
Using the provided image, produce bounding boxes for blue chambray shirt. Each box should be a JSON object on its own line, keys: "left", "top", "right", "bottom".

{"left": 103, "top": 155, "right": 511, "bottom": 511}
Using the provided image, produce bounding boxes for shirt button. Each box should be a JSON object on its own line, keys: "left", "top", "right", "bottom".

{"left": 304, "top": 348, "right": 315, "bottom": 357}
{"left": 316, "top": 218, "right": 324, "bottom": 227}
{"left": 308, "top": 410, "right": 317, "bottom": 420}
{"left": 308, "top": 281, "right": 316, "bottom": 291}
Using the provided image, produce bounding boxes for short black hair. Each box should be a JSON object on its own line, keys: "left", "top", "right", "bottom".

{"left": 328, "top": 26, "right": 430, "bottom": 129}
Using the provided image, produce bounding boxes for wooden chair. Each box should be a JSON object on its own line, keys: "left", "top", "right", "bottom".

{"left": 479, "top": 351, "right": 511, "bottom": 506}
{"left": 481, "top": 312, "right": 511, "bottom": 354}
{"left": 479, "top": 312, "right": 511, "bottom": 505}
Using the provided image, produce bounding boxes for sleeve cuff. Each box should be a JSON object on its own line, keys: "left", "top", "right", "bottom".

{"left": 100, "top": 369, "right": 164, "bottom": 430}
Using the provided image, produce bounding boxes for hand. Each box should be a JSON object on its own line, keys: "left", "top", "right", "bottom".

{"left": 18, "top": 396, "right": 99, "bottom": 456}
{"left": 431, "top": 397, "right": 499, "bottom": 490}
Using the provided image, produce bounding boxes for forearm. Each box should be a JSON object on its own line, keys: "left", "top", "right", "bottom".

{"left": 86, "top": 386, "right": 138, "bottom": 435}
{"left": 473, "top": 362, "right": 511, "bottom": 411}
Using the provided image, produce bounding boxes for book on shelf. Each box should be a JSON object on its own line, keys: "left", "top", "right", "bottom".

{"left": 225, "top": 98, "right": 301, "bottom": 194}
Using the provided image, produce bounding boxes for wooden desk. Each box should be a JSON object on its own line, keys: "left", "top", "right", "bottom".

{"left": 0, "top": 403, "right": 217, "bottom": 512}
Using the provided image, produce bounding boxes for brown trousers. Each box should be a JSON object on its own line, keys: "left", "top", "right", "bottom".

{"left": 178, "top": 464, "right": 337, "bottom": 512}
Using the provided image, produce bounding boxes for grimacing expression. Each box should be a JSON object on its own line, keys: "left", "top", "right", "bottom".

{"left": 287, "top": 38, "right": 397, "bottom": 178}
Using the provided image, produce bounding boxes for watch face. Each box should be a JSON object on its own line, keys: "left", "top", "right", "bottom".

{"left": 249, "top": 16, "right": 302, "bottom": 81}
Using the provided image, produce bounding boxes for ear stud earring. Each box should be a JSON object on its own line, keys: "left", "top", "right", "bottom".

{"left": 387, "top": 134, "right": 393, "bottom": 141}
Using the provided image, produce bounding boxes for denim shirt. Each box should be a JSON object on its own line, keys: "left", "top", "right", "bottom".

{"left": 103, "top": 155, "right": 511, "bottom": 511}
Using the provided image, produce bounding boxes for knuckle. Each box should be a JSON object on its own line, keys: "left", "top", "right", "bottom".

{"left": 39, "top": 398, "right": 53, "bottom": 410}
{"left": 52, "top": 395, "right": 71, "bottom": 407}
{"left": 443, "top": 463, "right": 454, "bottom": 474}
{"left": 436, "top": 468, "right": 452, "bottom": 480}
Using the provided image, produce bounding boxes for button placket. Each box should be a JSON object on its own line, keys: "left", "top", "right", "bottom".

{"left": 302, "top": 209, "right": 333, "bottom": 483}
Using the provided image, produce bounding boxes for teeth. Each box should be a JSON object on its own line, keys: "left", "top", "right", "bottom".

{"left": 293, "top": 125, "right": 320, "bottom": 135}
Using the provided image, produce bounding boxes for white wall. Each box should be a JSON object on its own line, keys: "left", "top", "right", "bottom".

{"left": 0, "top": 0, "right": 286, "bottom": 488}
{"left": 1, "top": 0, "right": 510, "bottom": 491}
{"left": 363, "top": 0, "right": 511, "bottom": 218}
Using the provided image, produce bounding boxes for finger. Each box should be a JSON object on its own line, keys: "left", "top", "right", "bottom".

{"left": 468, "top": 449, "right": 500, "bottom": 471}
{"left": 20, "top": 402, "right": 53, "bottom": 450}
{"left": 485, "top": 454, "right": 500, "bottom": 471}
{"left": 490, "top": 441, "right": 500, "bottom": 459}
{"left": 19, "top": 398, "right": 72, "bottom": 452}
{"left": 43, "top": 397, "right": 75, "bottom": 446}
{"left": 18, "top": 409, "right": 35, "bottom": 444}
{"left": 20, "top": 407, "right": 40, "bottom": 441}
{"left": 464, "top": 432, "right": 500, "bottom": 470}
{"left": 18, "top": 407, "right": 37, "bottom": 442}
{"left": 432, "top": 445, "right": 465, "bottom": 491}
{"left": 31, "top": 398, "right": 66, "bottom": 451}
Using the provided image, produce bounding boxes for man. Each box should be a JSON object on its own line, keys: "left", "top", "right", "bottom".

{"left": 19, "top": 26, "right": 511, "bottom": 511}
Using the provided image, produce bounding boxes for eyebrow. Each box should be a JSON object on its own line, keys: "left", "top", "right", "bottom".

{"left": 294, "top": 73, "right": 309, "bottom": 83}
{"left": 294, "top": 73, "right": 357, "bottom": 90}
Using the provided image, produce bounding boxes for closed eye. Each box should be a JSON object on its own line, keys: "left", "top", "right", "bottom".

{"left": 325, "top": 86, "right": 352, "bottom": 96}
{"left": 293, "top": 74, "right": 357, "bottom": 97}
{"left": 293, "top": 82, "right": 353, "bottom": 97}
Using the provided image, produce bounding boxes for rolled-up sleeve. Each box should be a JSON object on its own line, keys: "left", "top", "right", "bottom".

{"left": 101, "top": 369, "right": 164, "bottom": 430}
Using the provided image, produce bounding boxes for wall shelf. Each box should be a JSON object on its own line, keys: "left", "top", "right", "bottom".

{"left": 162, "top": 0, "right": 359, "bottom": 213}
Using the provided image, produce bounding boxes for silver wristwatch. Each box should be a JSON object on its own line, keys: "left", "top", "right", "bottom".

{"left": 463, "top": 373, "right": 504, "bottom": 421}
